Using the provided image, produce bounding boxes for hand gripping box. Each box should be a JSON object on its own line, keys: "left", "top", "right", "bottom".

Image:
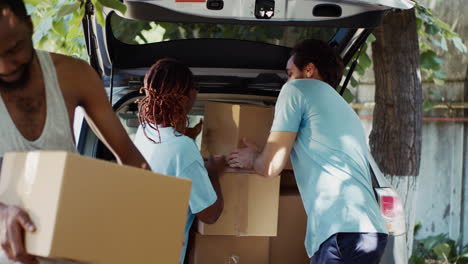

{"left": 0, "top": 151, "right": 191, "bottom": 264}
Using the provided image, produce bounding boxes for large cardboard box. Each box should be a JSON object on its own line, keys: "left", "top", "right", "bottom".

{"left": 269, "top": 191, "right": 310, "bottom": 264}
{"left": 189, "top": 233, "right": 270, "bottom": 264}
{"left": 0, "top": 151, "right": 191, "bottom": 264}
{"left": 201, "top": 101, "right": 292, "bottom": 170}
{"left": 198, "top": 172, "right": 280, "bottom": 236}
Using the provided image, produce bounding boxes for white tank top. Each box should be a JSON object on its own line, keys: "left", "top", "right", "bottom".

{"left": 0, "top": 51, "right": 81, "bottom": 264}
{"left": 0, "top": 50, "right": 76, "bottom": 157}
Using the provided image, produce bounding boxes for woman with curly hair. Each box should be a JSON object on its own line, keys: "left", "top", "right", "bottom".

{"left": 133, "top": 58, "right": 224, "bottom": 264}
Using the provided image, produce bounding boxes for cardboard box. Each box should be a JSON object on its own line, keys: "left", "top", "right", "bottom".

{"left": 189, "top": 233, "right": 270, "bottom": 264}
{"left": 270, "top": 191, "right": 310, "bottom": 264}
{"left": 198, "top": 172, "right": 280, "bottom": 236}
{"left": 201, "top": 101, "right": 292, "bottom": 170}
{"left": 0, "top": 151, "right": 191, "bottom": 264}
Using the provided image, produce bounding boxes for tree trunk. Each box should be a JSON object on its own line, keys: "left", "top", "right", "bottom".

{"left": 370, "top": 8, "right": 423, "bottom": 260}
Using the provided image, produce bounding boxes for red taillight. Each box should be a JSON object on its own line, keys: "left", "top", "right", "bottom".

{"left": 375, "top": 188, "right": 406, "bottom": 236}
{"left": 381, "top": 196, "right": 396, "bottom": 217}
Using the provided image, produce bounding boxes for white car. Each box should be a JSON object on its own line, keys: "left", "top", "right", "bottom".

{"left": 77, "top": 0, "right": 412, "bottom": 263}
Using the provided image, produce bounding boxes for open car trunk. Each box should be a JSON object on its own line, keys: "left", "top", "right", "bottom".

{"left": 78, "top": 0, "right": 414, "bottom": 172}
{"left": 77, "top": 1, "right": 414, "bottom": 263}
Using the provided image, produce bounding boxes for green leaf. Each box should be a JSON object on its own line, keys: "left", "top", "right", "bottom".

{"left": 440, "top": 37, "right": 448, "bottom": 51}
{"left": 57, "top": 2, "right": 80, "bottom": 17}
{"left": 420, "top": 50, "right": 444, "bottom": 70}
{"left": 350, "top": 76, "right": 358, "bottom": 88}
{"left": 70, "top": 4, "right": 86, "bottom": 26}
{"left": 416, "top": 18, "right": 423, "bottom": 31}
{"left": 358, "top": 52, "right": 372, "bottom": 70}
{"left": 97, "top": 0, "right": 127, "bottom": 14}
{"left": 414, "top": 222, "right": 422, "bottom": 236}
{"left": 417, "top": 13, "right": 434, "bottom": 24}
{"left": 24, "top": 0, "right": 43, "bottom": 6}
{"left": 367, "top": 33, "right": 376, "bottom": 43}
{"left": 342, "top": 88, "right": 355, "bottom": 103}
{"left": 434, "top": 17, "right": 452, "bottom": 32}
{"left": 32, "top": 31, "right": 45, "bottom": 45}
{"left": 420, "top": 42, "right": 432, "bottom": 51}
{"left": 92, "top": 0, "right": 105, "bottom": 26}
{"left": 424, "top": 23, "right": 440, "bottom": 35}
{"left": 423, "top": 99, "right": 435, "bottom": 111}
{"left": 433, "top": 243, "right": 451, "bottom": 259}
{"left": 52, "top": 19, "right": 67, "bottom": 37}
{"left": 355, "top": 64, "right": 365, "bottom": 76}
{"left": 452, "top": 37, "right": 467, "bottom": 53}
{"left": 429, "top": 38, "right": 442, "bottom": 48}
{"left": 409, "top": 256, "right": 426, "bottom": 264}
{"left": 421, "top": 234, "right": 451, "bottom": 251}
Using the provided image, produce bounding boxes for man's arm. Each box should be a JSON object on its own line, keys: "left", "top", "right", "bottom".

{"left": 74, "top": 60, "right": 149, "bottom": 169}
{"left": 227, "top": 131, "right": 296, "bottom": 178}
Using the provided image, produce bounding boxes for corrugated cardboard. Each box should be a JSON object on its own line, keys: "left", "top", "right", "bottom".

{"left": 0, "top": 151, "right": 191, "bottom": 264}
{"left": 198, "top": 172, "right": 280, "bottom": 236}
{"left": 201, "top": 101, "right": 292, "bottom": 170}
{"left": 189, "top": 233, "right": 270, "bottom": 264}
{"left": 269, "top": 191, "right": 310, "bottom": 264}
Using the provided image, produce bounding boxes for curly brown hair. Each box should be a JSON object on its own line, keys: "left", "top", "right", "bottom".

{"left": 138, "top": 58, "right": 196, "bottom": 143}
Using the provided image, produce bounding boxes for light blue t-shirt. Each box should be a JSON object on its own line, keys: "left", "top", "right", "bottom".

{"left": 133, "top": 126, "right": 217, "bottom": 264}
{"left": 271, "top": 79, "right": 387, "bottom": 257}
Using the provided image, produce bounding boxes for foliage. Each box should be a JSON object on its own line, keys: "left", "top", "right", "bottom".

{"left": 25, "top": 0, "right": 126, "bottom": 60}
{"left": 25, "top": 0, "right": 86, "bottom": 59}
{"left": 409, "top": 222, "right": 468, "bottom": 264}
{"left": 347, "top": 1, "right": 466, "bottom": 107}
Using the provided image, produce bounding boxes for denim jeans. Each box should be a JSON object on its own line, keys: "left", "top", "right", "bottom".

{"left": 310, "top": 232, "right": 388, "bottom": 264}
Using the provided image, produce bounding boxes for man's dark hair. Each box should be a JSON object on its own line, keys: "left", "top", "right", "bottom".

{"left": 292, "top": 39, "right": 344, "bottom": 88}
{"left": 0, "top": 0, "right": 29, "bottom": 20}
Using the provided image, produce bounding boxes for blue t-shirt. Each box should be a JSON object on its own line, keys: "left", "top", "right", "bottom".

{"left": 271, "top": 79, "right": 387, "bottom": 257}
{"left": 133, "top": 126, "right": 217, "bottom": 264}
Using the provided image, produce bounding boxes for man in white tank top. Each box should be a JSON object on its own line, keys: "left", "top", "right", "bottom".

{"left": 0, "top": 1, "right": 150, "bottom": 264}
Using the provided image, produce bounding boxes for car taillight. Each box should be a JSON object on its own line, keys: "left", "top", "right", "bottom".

{"left": 375, "top": 188, "right": 406, "bottom": 236}
{"left": 381, "top": 196, "right": 396, "bottom": 217}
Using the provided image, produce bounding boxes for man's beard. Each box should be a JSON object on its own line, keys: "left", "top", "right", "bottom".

{"left": 0, "top": 51, "right": 35, "bottom": 90}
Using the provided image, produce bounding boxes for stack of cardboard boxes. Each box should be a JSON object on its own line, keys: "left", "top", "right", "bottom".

{"left": 190, "top": 101, "right": 310, "bottom": 264}
{"left": 0, "top": 101, "right": 311, "bottom": 264}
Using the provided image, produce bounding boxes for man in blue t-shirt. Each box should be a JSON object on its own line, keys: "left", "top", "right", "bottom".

{"left": 227, "top": 39, "right": 388, "bottom": 264}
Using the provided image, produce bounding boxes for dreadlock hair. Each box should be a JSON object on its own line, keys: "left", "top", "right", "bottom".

{"left": 291, "top": 39, "right": 344, "bottom": 88}
{"left": 0, "top": 0, "right": 29, "bottom": 21}
{"left": 138, "top": 58, "right": 196, "bottom": 144}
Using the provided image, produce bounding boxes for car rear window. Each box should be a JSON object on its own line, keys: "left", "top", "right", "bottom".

{"left": 111, "top": 13, "right": 336, "bottom": 47}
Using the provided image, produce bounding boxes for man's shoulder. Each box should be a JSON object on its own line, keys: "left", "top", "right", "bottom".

{"left": 44, "top": 51, "right": 102, "bottom": 99}
{"left": 48, "top": 52, "right": 92, "bottom": 73}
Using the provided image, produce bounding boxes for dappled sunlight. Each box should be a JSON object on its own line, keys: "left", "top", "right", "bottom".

{"left": 269, "top": 145, "right": 289, "bottom": 175}
{"left": 357, "top": 234, "right": 379, "bottom": 253}
{"left": 343, "top": 185, "right": 365, "bottom": 204}
{"left": 314, "top": 170, "right": 345, "bottom": 212}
